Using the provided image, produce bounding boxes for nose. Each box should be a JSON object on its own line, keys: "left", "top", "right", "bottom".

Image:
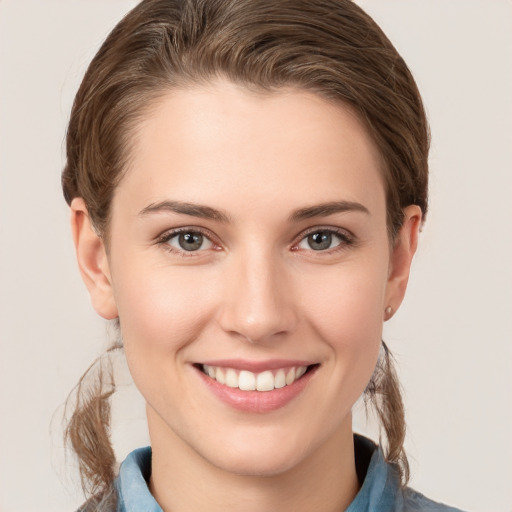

{"left": 217, "top": 247, "right": 298, "bottom": 344}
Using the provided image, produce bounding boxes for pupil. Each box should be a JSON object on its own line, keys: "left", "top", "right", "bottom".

{"left": 179, "top": 232, "right": 203, "bottom": 251}
{"left": 309, "top": 232, "right": 332, "bottom": 251}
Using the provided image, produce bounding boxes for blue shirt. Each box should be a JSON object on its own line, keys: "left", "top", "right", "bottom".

{"left": 80, "top": 436, "right": 465, "bottom": 511}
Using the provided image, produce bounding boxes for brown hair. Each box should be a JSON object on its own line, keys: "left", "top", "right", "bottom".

{"left": 63, "top": 0, "right": 429, "bottom": 499}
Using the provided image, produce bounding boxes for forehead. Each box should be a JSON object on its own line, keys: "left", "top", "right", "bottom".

{"left": 115, "top": 81, "right": 386, "bottom": 219}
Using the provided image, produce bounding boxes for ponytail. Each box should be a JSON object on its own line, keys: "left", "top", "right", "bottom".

{"left": 64, "top": 342, "right": 122, "bottom": 501}
{"left": 364, "top": 341, "right": 410, "bottom": 485}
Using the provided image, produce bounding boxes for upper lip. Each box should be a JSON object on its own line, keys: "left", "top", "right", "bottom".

{"left": 197, "top": 359, "right": 317, "bottom": 372}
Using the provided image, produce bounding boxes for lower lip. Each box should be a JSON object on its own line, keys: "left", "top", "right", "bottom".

{"left": 195, "top": 366, "right": 318, "bottom": 413}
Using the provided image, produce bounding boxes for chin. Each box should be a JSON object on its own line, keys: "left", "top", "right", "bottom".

{"left": 212, "top": 448, "right": 305, "bottom": 477}
{"left": 199, "top": 429, "right": 315, "bottom": 477}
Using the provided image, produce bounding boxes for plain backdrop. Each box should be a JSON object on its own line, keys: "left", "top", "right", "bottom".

{"left": 1, "top": 1, "right": 511, "bottom": 511}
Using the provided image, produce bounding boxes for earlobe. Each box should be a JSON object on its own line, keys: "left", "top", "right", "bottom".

{"left": 384, "top": 205, "right": 422, "bottom": 320}
{"left": 70, "top": 198, "right": 118, "bottom": 320}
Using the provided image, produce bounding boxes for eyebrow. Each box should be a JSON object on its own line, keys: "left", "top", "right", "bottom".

{"left": 138, "top": 200, "right": 231, "bottom": 223}
{"left": 288, "top": 201, "right": 370, "bottom": 221}
{"left": 138, "top": 199, "right": 369, "bottom": 223}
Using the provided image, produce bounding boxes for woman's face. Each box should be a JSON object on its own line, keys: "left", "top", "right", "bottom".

{"left": 74, "top": 81, "right": 419, "bottom": 476}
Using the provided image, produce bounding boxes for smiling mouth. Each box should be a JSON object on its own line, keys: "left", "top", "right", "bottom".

{"left": 197, "top": 364, "right": 319, "bottom": 392}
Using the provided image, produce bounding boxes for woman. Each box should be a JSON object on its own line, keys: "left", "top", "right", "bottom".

{"left": 62, "top": 0, "right": 464, "bottom": 510}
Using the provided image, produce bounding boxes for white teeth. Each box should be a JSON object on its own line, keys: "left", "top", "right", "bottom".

{"left": 202, "top": 364, "right": 310, "bottom": 391}
{"left": 225, "top": 368, "right": 238, "bottom": 388}
{"left": 274, "top": 369, "right": 286, "bottom": 389}
{"left": 215, "top": 367, "right": 225, "bottom": 385}
{"left": 256, "top": 371, "right": 274, "bottom": 391}
{"left": 238, "top": 370, "right": 256, "bottom": 391}
{"left": 296, "top": 366, "right": 307, "bottom": 379}
{"left": 285, "top": 367, "right": 296, "bottom": 385}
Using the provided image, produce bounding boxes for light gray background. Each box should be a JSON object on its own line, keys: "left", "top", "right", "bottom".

{"left": 1, "top": 1, "right": 511, "bottom": 511}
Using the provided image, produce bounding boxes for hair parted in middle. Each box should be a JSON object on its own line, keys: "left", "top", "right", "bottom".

{"left": 63, "top": 0, "right": 429, "bottom": 499}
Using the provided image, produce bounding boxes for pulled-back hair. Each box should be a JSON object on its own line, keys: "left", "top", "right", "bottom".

{"left": 63, "top": 0, "right": 429, "bottom": 500}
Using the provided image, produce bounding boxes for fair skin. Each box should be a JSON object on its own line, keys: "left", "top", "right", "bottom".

{"left": 71, "top": 81, "right": 421, "bottom": 512}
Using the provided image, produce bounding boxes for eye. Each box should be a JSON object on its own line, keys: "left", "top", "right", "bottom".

{"left": 296, "top": 229, "right": 350, "bottom": 252}
{"left": 165, "top": 230, "right": 214, "bottom": 252}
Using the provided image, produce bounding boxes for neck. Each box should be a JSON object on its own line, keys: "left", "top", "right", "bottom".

{"left": 147, "top": 407, "right": 360, "bottom": 512}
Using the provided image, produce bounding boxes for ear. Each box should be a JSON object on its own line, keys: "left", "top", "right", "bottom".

{"left": 70, "top": 198, "right": 118, "bottom": 320}
{"left": 384, "top": 205, "right": 422, "bottom": 320}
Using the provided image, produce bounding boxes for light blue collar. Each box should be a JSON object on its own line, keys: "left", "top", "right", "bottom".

{"left": 114, "top": 437, "right": 463, "bottom": 512}
{"left": 115, "top": 447, "right": 162, "bottom": 512}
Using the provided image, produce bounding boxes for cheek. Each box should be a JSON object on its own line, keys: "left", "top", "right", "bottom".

{"left": 111, "top": 262, "right": 225, "bottom": 423}
{"left": 111, "top": 258, "right": 218, "bottom": 367}
{"left": 299, "top": 259, "right": 388, "bottom": 387}
{"left": 302, "top": 259, "right": 387, "bottom": 340}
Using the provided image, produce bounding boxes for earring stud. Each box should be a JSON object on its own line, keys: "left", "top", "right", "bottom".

{"left": 385, "top": 306, "right": 393, "bottom": 316}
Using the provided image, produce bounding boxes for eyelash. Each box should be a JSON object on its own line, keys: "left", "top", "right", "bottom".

{"left": 155, "top": 226, "right": 356, "bottom": 257}
{"left": 156, "top": 227, "right": 220, "bottom": 258}
{"left": 292, "top": 226, "right": 355, "bottom": 254}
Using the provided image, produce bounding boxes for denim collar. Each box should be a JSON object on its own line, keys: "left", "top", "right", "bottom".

{"left": 114, "top": 435, "right": 461, "bottom": 512}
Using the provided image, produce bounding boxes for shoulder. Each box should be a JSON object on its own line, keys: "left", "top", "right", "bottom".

{"left": 75, "top": 487, "right": 117, "bottom": 512}
{"left": 75, "top": 447, "right": 154, "bottom": 512}
{"left": 401, "top": 487, "right": 466, "bottom": 512}
{"left": 350, "top": 435, "right": 467, "bottom": 512}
